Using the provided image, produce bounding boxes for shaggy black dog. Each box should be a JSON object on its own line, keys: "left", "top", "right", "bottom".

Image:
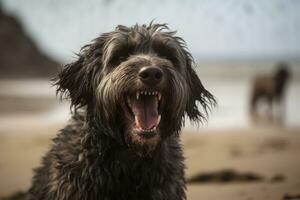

{"left": 22, "top": 23, "right": 215, "bottom": 200}
{"left": 250, "top": 62, "right": 291, "bottom": 124}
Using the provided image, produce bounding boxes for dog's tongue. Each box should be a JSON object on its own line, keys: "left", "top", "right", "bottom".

{"left": 131, "top": 95, "right": 159, "bottom": 130}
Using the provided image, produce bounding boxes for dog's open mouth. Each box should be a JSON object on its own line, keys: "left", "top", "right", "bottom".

{"left": 126, "top": 90, "right": 162, "bottom": 137}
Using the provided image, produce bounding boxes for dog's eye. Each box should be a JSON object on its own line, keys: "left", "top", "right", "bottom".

{"left": 119, "top": 56, "right": 127, "bottom": 62}
{"left": 159, "top": 54, "right": 179, "bottom": 67}
{"left": 108, "top": 55, "right": 129, "bottom": 68}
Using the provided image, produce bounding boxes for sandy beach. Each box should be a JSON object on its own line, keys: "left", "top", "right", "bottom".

{"left": 1, "top": 123, "right": 300, "bottom": 199}
{"left": 184, "top": 129, "right": 300, "bottom": 200}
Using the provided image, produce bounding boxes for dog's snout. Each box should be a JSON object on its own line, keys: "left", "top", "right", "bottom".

{"left": 139, "top": 66, "right": 163, "bottom": 85}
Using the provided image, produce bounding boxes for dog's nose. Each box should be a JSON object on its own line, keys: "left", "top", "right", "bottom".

{"left": 139, "top": 66, "right": 163, "bottom": 85}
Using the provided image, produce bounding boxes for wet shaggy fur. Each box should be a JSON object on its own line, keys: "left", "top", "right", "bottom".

{"left": 16, "top": 23, "right": 215, "bottom": 200}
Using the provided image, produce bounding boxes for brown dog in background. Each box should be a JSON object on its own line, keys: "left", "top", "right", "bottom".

{"left": 250, "top": 62, "right": 291, "bottom": 125}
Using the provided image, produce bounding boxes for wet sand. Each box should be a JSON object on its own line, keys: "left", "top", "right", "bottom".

{"left": 184, "top": 129, "right": 300, "bottom": 200}
{"left": 0, "top": 124, "right": 300, "bottom": 199}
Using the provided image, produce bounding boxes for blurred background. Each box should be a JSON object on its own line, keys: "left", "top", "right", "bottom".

{"left": 0, "top": 0, "right": 299, "bottom": 199}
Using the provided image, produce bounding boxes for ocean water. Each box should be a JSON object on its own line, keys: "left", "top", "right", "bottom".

{"left": 1, "top": 63, "right": 299, "bottom": 132}
{"left": 187, "top": 62, "right": 300, "bottom": 131}
{"left": 186, "top": 75, "right": 300, "bottom": 131}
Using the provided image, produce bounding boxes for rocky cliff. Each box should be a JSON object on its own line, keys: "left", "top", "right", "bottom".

{"left": 0, "top": 5, "right": 59, "bottom": 78}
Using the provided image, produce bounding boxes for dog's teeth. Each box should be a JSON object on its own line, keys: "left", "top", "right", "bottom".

{"left": 158, "top": 93, "right": 162, "bottom": 101}
{"left": 136, "top": 92, "right": 140, "bottom": 100}
{"left": 157, "top": 115, "right": 161, "bottom": 124}
{"left": 152, "top": 92, "right": 155, "bottom": 95}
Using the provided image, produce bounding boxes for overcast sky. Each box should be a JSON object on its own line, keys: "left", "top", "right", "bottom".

{"left": 2, "top": 0, "right": 300, "bottom": 62}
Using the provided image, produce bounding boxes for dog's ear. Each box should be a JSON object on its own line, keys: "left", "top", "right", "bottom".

{"left": 53, "top": 44, "right": 102, "bottom": 109}
{"left": 185, "top": 56, "right": 216, "bottom": 122}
